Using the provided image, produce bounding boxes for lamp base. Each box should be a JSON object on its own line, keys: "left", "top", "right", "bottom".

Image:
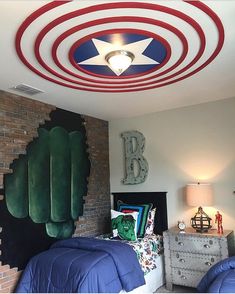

{"left": 195, "top": 228, "right": 209, "bottom": 233}
{"left": 191, "top": 206, "right": 212, "bottom": 233}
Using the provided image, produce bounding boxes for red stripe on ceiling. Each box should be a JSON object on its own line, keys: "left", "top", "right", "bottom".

{"left": 15, "top": 1, "right": 224, "bottom": 93}
{"left": 35, "top": 27, "right": 171, "bottom": 89}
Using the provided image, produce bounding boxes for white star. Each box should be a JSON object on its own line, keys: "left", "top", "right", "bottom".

{"left": 78, "top": 37, "right": 159, "bottom": 75}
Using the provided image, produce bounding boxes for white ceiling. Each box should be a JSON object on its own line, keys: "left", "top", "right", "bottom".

{"left": 0, "top": 0, "right": 235, "bottom": 120}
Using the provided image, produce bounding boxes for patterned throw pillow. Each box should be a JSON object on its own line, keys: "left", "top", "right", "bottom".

{"left": 145, "top": 208, "right": 156, "bottom": 236}
{"left": 111, "top": 209, "right": 138, "bottom": 241}
{"left": 117, "top": 202, "right": 153, "bottom": 238}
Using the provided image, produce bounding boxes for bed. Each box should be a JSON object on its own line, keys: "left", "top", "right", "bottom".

{"left": 112, "top": 192, "right": 168, "bottom": 293}
{"left": 197, "top": 256, "right": 235, "bottom": 293}
{"left": 99, "top": 234, "right": 165, "bottom": 294}
{"left": 16, "top": 192, "right": 168, "bottom": 293}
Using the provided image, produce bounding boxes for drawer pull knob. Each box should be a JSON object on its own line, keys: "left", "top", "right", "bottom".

{"left": 204, "top": 244, "right": 210, "bottom": 248}
{"left": 181, "top": 275, "right": 187, "bottom": 280}
{"left": 179, "top": 259, "right": 185, "bottom": 263}
{"left": 205, "top": 262, "right": 212, "bottom": 266}
{"left": 178, "top": 242, "right": 184, "bottom": 246}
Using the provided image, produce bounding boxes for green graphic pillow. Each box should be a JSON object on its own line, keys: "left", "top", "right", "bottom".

{"left": 111, "top": 209, "right": 138, "bottom": 241}
{"left": 117, "top": 201, "right": 153, "bottom": 238}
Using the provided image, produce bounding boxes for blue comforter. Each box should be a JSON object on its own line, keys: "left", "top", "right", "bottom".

{"left": 16, "top": 237, "right": 145, "bottom": 293}
{"left": 197, "top": 256, "right": 235, "bottom": 293}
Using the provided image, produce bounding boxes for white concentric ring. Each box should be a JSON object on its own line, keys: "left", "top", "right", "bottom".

{"left": 15, "top": 1, "right": 224, "bottom": 92}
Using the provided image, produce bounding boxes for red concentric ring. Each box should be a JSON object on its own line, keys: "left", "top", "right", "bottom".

{"left": 15, "top": 1, "right": 224, "bottom": 92}
{"left": 35, "top": 27, "right": 171, "bottom": 89}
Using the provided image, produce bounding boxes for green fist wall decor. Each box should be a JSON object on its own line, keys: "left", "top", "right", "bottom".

{"left": 5, "top": 126, "right": 90, "bottom": 239}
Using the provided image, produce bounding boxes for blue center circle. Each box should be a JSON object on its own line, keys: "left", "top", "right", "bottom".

{"left": 72, "top": 32, "right": 167, "bottom": 78}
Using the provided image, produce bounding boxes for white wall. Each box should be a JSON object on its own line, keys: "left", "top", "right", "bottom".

{"left": 109, "top": 97, "right": 235, "bottom": 233}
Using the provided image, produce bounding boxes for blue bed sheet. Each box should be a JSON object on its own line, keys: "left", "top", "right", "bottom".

{"left": 197, "top": 256, "right": 235, "bottom": 293}
{"left": 16, "top": 237, "right": 145, "bottom": 293}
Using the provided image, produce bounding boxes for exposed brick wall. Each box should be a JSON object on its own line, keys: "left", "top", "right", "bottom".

{"left": 74, "top": 116, "right": 111, "bottom": 236}
{"left": 0, "top": 90, "right": 55, "bottom": 292}
{"left": 0, "top": 90, "right": 55, "bottom": 188}
{"left": 0, "top": 90, "right": 110, "bottom": 292}
{"left": 0, "top": 266, "right": 21, "bottom": 293}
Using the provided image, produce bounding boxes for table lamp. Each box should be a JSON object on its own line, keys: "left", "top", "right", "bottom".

{"left": 186, "top": 183, "right": 213, "bottom": 233}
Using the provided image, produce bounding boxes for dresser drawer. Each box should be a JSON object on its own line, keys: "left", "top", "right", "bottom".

{"left": 171, "top": 251, "right": 221, "bottom": 271}
{"left": 172, "top": 268, "right": 203, "bottom": 288}
{"left": 169, "top": 235, "right": 220, "bottom": 255}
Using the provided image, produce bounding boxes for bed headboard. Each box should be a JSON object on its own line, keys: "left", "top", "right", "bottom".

{"left": 112, "top": 192, "right": 168, "bottom": 235}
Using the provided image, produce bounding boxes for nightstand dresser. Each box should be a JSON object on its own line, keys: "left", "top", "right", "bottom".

{"left": 163, "top": 227, "right": 234, "bottom": 291}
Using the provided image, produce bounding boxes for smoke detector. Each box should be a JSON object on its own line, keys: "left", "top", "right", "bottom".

{"left": 11, "top": 83, "right": 44, "bottom": 95}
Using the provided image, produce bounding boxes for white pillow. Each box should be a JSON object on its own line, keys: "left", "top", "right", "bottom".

{"left": 145, "top": 208, "right": 156, "bottom": 236}
{"left": 111, "top": 209, "right": 138, "bottom": 241}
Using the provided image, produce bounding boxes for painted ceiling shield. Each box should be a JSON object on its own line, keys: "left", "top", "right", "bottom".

{"left": 72, "top": 33, "right": 167, "bottom": 77}
{"left": 15, "top": 1, "right": 224, "bottom": 92}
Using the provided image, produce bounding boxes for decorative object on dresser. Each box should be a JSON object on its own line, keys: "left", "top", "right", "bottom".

{"left": 163, "top": 227, "right": 233, "bottom": 291}
{"left": 215, "top": 211, "right": 223, "bottom": 234}
{"left": 186, "top": 183, "right": 213, "bottom": 233}
{"left": 177, "top": 220, "right": 186, "bottom": 233}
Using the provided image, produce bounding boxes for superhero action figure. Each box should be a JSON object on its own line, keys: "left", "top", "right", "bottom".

{"left": 215, "top": 211, "right": 223, "bottom": 234}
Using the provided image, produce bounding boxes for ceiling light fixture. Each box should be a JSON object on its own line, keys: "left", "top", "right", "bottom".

{"left": 105, "top": 50, "right": 135, "bottom": 76}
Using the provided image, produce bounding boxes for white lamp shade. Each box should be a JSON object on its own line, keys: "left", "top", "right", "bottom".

{"left": 186, "top": 183, "right": 213, "bottom": 207}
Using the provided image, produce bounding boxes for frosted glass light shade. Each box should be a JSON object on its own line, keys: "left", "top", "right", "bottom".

{"left": 186, "top": 183, "right": 213, "bottom": 207}
{"left": 105, "top": 50, "right": 135, "bottom": 76}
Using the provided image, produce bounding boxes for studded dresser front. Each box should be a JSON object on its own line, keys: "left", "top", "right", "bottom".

{"left": 163, "top": 227, "right": 234, "bottom": 291}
